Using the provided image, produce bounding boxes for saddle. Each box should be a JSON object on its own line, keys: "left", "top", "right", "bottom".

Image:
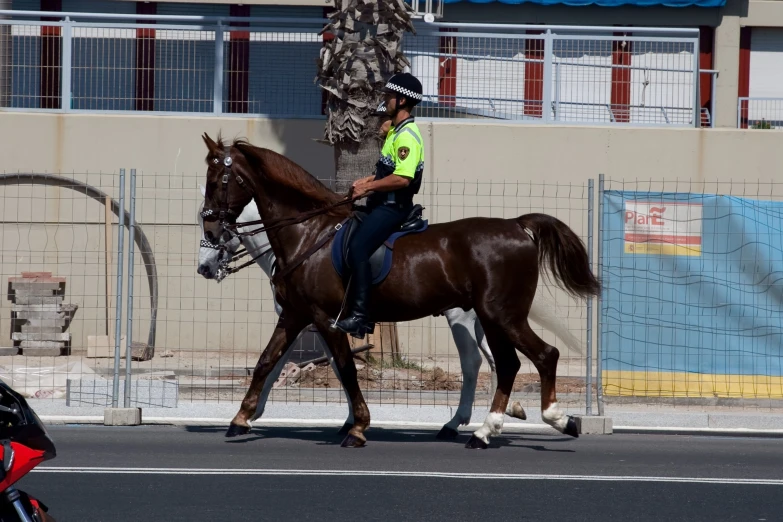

{"left": 331, "top": 204, "right": 429, "bottom": 286}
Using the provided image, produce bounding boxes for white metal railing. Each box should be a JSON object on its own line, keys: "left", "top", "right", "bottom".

{"left": 737, "top": 97, "right": 783, "bottom": 130}
{"left": 0, "top": 11, "right": 709, "bottom": 127}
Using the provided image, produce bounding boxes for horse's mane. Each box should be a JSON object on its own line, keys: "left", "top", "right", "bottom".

{"left": 218, "top": 135, "right": 348, "bottom": 215}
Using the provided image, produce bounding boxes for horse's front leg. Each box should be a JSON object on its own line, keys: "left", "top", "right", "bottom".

{"left": 227, "top": 312, "right": 310, "bottom": 437}
{"left": 312, "top": 315, "right": 370, "bottom": 448}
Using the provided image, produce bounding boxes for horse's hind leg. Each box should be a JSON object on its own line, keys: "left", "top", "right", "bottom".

{"left": 473, "top": 315, "right": 526, "bottom": 422}
{"left": 511, "top": 321, "right": 579, "bottom": 438}
{"left": 465, "top": 324, "right": 520, "bottom": 449}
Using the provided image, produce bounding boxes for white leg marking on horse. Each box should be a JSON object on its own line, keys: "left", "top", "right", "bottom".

{"left": 541, "top": 402, "right": 568, "bottom": 432}
{"left": 472, "top": 412, "right": 504, "bottom": 444}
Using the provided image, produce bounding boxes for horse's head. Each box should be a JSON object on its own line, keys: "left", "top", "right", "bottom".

{"left": 196, "top": 184, "right": 243, "bottom": 281}
{"left": 200, "top": 132, "right": 254, "bottom": 251}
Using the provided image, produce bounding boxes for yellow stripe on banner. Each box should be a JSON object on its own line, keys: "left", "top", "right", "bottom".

{"left": 624, "top": 243, "right": 702, "bottom": 256}
{"left": 603, "top": 371, "right": 783, "bottom": 399}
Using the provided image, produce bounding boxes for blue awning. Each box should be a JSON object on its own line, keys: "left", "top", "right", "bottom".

{"left": 444, "top": 0, "right": 725, "bottom": 8}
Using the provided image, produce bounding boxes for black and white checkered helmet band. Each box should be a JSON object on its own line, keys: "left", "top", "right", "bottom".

{"left": 384, "top": 82, "right": 422, "bottom": 101}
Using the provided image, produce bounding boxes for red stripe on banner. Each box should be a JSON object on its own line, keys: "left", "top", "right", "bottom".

{"left": 625, "top": 234, "right": 702, "bottom": 245}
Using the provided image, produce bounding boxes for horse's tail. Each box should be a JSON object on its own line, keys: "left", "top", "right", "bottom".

{"left": 517, "top": 213, "right": 601, "bottom": 300}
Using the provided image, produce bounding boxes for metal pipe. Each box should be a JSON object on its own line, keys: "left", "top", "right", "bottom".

{"left": 0, "top": 10, "right": 328, "bottom": 24}
{"left": 123, "top": 169, "right": 136, "bottom": 408}
{"left": 60, "top": 17, "right": 71, "bottom": 111}
{"left": 596, "top": 173, "right": 605, "bottom": 417}
{"left": 112, "top": 169, "right": 125, "bottom": 408}
{"left": 424, "top": 21, "right": 700, "bottom": 36}
{"left": 710, "top": 71, "right": 717, "bottom": 128}
{"left": 586, "top": 179, "right": 594, "bottom": 416}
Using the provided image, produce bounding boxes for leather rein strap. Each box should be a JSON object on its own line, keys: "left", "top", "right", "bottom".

{"left": 208, "top": 146, "right": 359, "bottom": 285}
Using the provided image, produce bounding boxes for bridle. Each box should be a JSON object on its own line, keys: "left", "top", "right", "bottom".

{"left": 200, "top": 145, "right": 361, "bottom": 285}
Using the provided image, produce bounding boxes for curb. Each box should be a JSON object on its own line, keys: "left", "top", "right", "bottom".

{"left": 39, "top": 415, "right": 783, "bottom": 438}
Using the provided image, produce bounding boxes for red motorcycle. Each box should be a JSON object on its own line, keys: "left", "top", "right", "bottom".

{"left": 0, "top": 381, "right": 56, "bottom": 522}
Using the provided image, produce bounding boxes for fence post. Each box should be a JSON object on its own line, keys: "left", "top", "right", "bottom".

{"left": 111, "top": 169, "right": 126, "bottom": 408}
{"left": 61, "top": 16, "right": 72, "bottom": 111}
{"left": 542, "top": 29, "right": 553, "bottom": 124}
{"left": 596, "top": 173, "right": 605, "bottom": 416}
{"left": 123, "top": 169, "right": 137, "bottom": 408}
{"left": 213, "top": 21, "right": 224, "bottom": 115}
{"left": 692, "top": 35, "right": 700, "bottom": 128}
{"left": 586, "top": 179, "right": 594, "bottom": 415}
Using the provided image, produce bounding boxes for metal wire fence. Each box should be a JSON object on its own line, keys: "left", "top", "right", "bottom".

{"left": 124, "top": 174, "right": 593, "bottom": 416}
{"left": 0, "top": 170, "right": 594, "bottom": 417}
{"left": 599, "top": 176, "right": 783, "bottom": 413}
{"left": 0, "top": 171, "right": 129, "bottom": 404}
{"left": 0, "top": 11, "right": 705, "bottom": 127}
{"left": 6, "top": 170, "right": 783, "bottom": 419}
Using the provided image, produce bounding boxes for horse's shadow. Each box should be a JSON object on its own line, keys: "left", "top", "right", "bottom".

{"left": 184, "top": 425, "right": 576, "bottom": 452}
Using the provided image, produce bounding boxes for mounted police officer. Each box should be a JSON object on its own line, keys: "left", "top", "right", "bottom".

{"left": 329, "top": 72, "right": 425, "bottom": 338}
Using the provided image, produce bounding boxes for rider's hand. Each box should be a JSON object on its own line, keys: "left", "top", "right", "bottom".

{"left": 352, "top": 182, "right": 373, "bottom": 199}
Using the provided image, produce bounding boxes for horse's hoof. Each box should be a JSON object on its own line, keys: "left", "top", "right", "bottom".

{"left": 340, "top": 434, "right": 366, "bottom": 448}
{"left": 436, "top": 426, "right": 460, "bottom": 440}
{"left": 337, "top": 422, "right": 354, "bottom": 436}
{"left": 563, "top": 416, "right": 579, "bottom": 438}
{"left": 225, "top": 423, "right": 251, "bottom": 438}
{"left": 464, "top": 435, "right": 488, "bottom": 449}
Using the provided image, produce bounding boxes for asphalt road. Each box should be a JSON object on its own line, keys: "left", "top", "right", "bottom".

{"left": 15, "top": 424, "right": 783, "bottom": 521}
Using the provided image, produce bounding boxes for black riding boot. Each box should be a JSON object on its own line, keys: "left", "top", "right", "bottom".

{"left": 331, "top": 261, "right": 375, "bottom": 339}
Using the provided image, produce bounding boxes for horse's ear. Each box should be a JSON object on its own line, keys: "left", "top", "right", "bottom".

{"left": 202, "top": 133, "right": 219, "bottom": 154}
{"left": 198, "top": 184, "right": 206, "bottom": 197}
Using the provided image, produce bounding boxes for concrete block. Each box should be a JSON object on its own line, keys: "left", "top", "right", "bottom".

{"left": 13, "top": 296, "right": 63, "bottom": 306}
{"left": 23, "top": 318, "right": 67, "bottom": 328}
{"left": 21, "top": 326, "right": 63, "bottom": 334}
{"left": 68, "top": 378, "right": 178, "bottom": 408}
{"left": 12, "top": 304, "right": 61, "bottom": 313}
{"left": 574, "top": 415, "right": 613, "bottom": 435}
{"left": 13, "top": 332, "right": 70, "bottom": 341}
{"left": 104, "top": 407, "right": 142, "bottom": 426}
{"left": 20, "top": 342, "right": 64, "bottom": 356}
{"left": 9, "top": 282, "right": 63, "bottom": 295}
{"left": 14, "top": 310, "right": 70, "bottom": 320}
{"left": 0, "top": 347, "right": 19, "bottom": 356}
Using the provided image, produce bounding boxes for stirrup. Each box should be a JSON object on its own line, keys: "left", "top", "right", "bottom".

{"left": 330, "top": 315, "right": 374, "bottom": 339}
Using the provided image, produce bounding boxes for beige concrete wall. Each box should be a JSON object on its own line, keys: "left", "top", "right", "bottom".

{"left": 0, "top": 113, "right": 780, "bottom": 366}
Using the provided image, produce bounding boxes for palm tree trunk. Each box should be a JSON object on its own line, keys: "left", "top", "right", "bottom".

{"left": 318, "top": 0, "right": 416, "bottom": 359}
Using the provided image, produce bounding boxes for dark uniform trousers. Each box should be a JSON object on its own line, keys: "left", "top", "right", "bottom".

{"left": 347, "top": 203, "right": 411, "bottom": 270}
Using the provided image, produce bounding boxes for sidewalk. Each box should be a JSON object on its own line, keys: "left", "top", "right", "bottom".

{"left": 31, "top": 399, "right": 783, "bottom": 436}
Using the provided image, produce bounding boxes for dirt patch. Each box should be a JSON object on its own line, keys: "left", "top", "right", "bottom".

{"left": 282, "top": 362, "right": 589, "bottom": 394}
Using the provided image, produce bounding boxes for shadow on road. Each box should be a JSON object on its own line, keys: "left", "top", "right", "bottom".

{"left": 183, "top": 425, "right": 577, "bottom": 451}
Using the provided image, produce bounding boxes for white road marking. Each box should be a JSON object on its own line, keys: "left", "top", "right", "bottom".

{"left": 31, "top": 467, "right": 783, "bottom": 485}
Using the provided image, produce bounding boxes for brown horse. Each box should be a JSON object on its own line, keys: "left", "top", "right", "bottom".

{"left": 199, "top": 133, "right": 600, "bottom": 449}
